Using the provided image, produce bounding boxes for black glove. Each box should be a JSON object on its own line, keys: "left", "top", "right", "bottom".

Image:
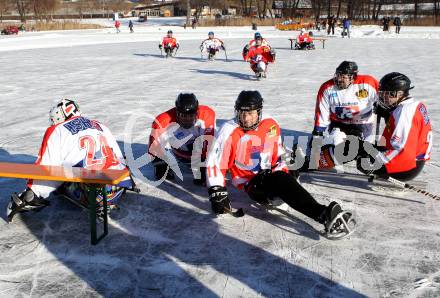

{"left": 208, "top": 186, "right": 231, "bottom": 214}
{"left": 193, "top": 167, "right": 206, "bottom": 186}
{"left": 270, "top": 48, "right": 276, "bottom": 59}
{"left": 158, "top": 44, "right": 162, "bottom": 49}
{"left": 373, "top": 101, "right": 390, "bottom": 120}
{"left": 152, "top": 157, "right": 174, "bottom": 180}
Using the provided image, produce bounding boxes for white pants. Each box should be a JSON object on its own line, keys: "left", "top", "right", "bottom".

{"left": 30, "top": 180, "right": 62, "bottom": 199}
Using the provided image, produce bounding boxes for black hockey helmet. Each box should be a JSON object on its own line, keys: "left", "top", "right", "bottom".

{"left": 235, "top": 91, "right": 264, "bottom": 130}
{"left": 167, "top": 30, "right": 173, "bottom": 34}
{"left": 175, "top": 93, "right": 199, "bottom": 128}
{"left": 377, "top": 72, "right": 413, "bottom": 110}
{"left": 334, "top": 61, "right": 358, "bottom": 89}
{"left": 379, "top": 72, "right": 412, "bottom": 94}
{"left": 254, "top": 32, "right": 262, "bottom": 40}
{"left": 335, "top": 61, "right": 358, "bottom": 75}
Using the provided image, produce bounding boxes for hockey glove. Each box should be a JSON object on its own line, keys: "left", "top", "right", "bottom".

{"left": 373, "top": 101, "right": 390, "bottom": 121}
{"left": 152, "top": 157, "right": 174, "bottom": 180}
{"left": 208, "top": 186, "right": 231, "bottom": 214}
{"left": 193, "top": 167, "right": 206, "bottom": 186}
{"left": 158, "top": 44, "right": 162, "bottom": 49}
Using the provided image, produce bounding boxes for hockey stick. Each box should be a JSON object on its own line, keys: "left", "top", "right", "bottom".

{"left": 223, "top": 47, "right": 228, "bottom": 62}
{"left": 173, "top": 46, "right": 179, "bottom": 57}
{"left": 374, "top": 175, "right": 440, "bottom": 200}
{"left": 224, "top": 207, "right": 245, "bottom": 217}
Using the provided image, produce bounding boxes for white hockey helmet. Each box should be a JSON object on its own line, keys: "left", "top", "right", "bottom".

{"left": 49, "top": 98, "right": 81, "bottom": 125}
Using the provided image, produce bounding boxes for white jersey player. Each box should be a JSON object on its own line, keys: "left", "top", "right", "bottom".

{"left": 7, "top": 99, "right": 130, "bottom": 222}
{"left": 200, "top": 31, "right": 225, "bottom": 60}
{"left": 314, "top": 61, "right": 379, "bottom": 141}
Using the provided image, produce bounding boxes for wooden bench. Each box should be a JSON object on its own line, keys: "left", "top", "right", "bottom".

{"left": 288, "top": 37, "right": 327, "bottom": 49}
{"left": 0, "top": 162, "right": 130, "bottom": 245}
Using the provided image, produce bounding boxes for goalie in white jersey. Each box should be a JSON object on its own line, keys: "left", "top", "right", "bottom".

{"left": 7, "top": 99, "right": 131, "bottom": 222}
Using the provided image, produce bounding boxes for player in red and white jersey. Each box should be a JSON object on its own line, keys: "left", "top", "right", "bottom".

{"left": 148, "top": 93, "right": 215, "bottom": 185}
{"left": 291, "top": 73, "right": 432, "bottom": 182}
{"left": 7, "top": 99, "right": 130, "bottom": 222}
{"left": 200, "top": 31, "right": 225, "bottom": 60}
{"left": 206, "top": 91, "right": 355, "bottom": 238}
{"left": 295, "top": 28, "right": 315, "bottom": 50}
{"left": 314, "top": 61, "right": 379, "bottom": 140}
{"left": 242, "top": 32, "right": 270, "bottom": 59}
{"left": 358, "top": 72, "right": 433, "bottom": 180}
{"left": 159, "top": 30, "right": 180, "bottom": 57}
{"left": 243, "top": 36, "right": 276, "bottom": 79}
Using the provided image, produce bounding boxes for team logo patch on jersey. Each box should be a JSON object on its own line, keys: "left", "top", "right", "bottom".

{"left": 356, "top": 89, "right": 369, "bottom": 99}
{"left": 268, "top": 125, "right": 277, "bottom": 137}
{"left": 419, "top": 104, "right": 430, "bottom": 125}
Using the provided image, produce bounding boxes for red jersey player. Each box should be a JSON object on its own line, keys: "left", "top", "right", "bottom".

{"left": 242, "top": 32, "right": 270, "bottom": 59}
{"left": 206, "top": 90, "right": 355, "bottom": 239}
{"left": 159, "top": 30, "right": 180, "bottom": 58}
{"left": 148, "top": 93, "right": 215, "bottom": 185}
{"left": 243, "top": 36, "right": 276, "bottom": 79}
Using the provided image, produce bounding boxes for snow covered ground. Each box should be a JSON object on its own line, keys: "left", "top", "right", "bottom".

{"left": 0, "top": 21, "right": 440, "bottom": 297}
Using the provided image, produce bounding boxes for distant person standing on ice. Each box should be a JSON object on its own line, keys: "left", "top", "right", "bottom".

{"left": 327, "top": 15, "right": 335, "bottom": 35}
{"left": 342, "top": 17, "right": 350, "bottom": 38}
{"left": 393, "top": 16, "right": 402, "bottom": 34}
{"left": 115, "top": 20, "right": 121, "bottom": 33}
{"left": 128, "top": 20, "right": 134, "bottom": 33}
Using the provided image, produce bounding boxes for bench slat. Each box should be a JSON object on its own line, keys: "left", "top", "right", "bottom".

{"left": 0, "top": 162, "right": 129, "bottom": 185}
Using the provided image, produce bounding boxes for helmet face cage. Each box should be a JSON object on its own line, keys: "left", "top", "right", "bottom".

{"left": 175, "top": 93, "right": 198, "bottom": 129}
{"left": 208, "top": 31, "right": 214, "bottom": 38}
{"left": 235, "top": 107, "right": 262, "bottom": 131}
{"left": 378, "top": 72, "right": 413, "bottom": 110}
{"left": 49, "top": 99, "right": 80, "bottom": 125}
{"left": 378, "top": 90, "right": 407, "bottom": 110}
{"left": 176, "top": 111, "right": 197, "bottom": 129}
{"left": 334, "top": 71, "right": 356, "bottom": 89}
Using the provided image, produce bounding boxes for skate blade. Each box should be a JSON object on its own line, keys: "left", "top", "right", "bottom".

{"left": 323, "top": 211, "right": 357, "bottom": 240}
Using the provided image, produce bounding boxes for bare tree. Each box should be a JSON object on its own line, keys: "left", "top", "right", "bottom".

{"left": 435, "top": 0, "right": 440, "bottom": 25}
{"left": 414, "top": 0, "right": 419, "bottom": 19}
{"left": 0, "top": 0, "right": 12, "bottom": 23}
{"left": 336, "top": 0, "right": 341, "bottom": 18}
{"left": 31, "top": 0, "right": 59, "bottom": 21}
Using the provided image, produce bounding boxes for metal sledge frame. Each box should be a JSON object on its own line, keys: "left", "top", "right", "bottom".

{"left": 0, "top": 162, "right": 130, "bottom": 245}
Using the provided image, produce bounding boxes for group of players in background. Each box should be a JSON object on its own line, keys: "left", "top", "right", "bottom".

{"left": 158, "top": 30, "right": 315, "bottom": 79}
{"left": 7, "top": 34, "right": 432, "bottom": 239}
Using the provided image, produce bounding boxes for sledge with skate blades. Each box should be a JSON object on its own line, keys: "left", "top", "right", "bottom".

{"left": 257, "top": 200, "right": 357, "bottom": 240}
{"left": 0, "top": 162, "right": 133, "bottom": 245}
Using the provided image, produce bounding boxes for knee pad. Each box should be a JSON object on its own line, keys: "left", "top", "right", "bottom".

{"left": 257, "top": 61, "right": 266, "bottom": 72}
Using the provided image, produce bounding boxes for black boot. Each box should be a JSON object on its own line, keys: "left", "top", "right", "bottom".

{"left": 319, "top": 201, "right": 356, "bottom": 239}
{"left": 7, "top": 188, "right": 50, "bottom": 222}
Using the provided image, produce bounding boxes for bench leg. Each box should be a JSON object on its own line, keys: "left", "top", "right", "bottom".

{"left": 89, "top": 186, "right": 108, "bottom": 245}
